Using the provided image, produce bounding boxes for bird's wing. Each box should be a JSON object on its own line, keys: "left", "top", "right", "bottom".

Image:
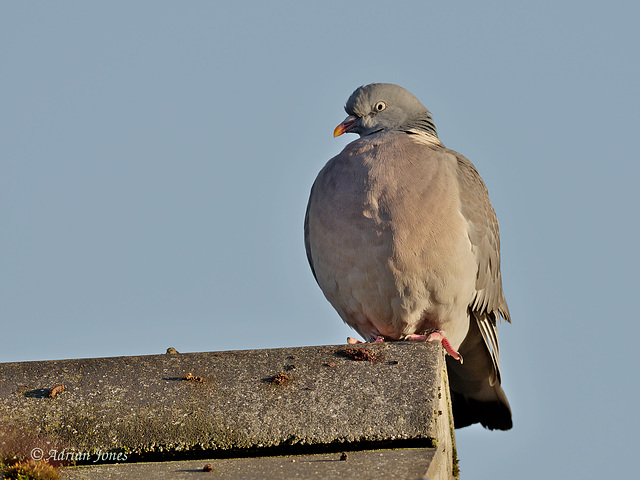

{"left": 452, "top": 150, "right": 510, "bottom": 384}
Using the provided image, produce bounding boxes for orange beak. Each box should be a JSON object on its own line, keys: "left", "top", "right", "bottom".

{"left": 333, "top": 115, "right": 358, "bottom": 137}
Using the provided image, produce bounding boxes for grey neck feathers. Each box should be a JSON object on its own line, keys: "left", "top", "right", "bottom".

{"left": 403, "top": 113, "right": 438, "bottom": 138}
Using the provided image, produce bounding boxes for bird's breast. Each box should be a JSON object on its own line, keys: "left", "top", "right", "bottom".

{"left": 308, "top": 138, "right": 476, "bottom": 341}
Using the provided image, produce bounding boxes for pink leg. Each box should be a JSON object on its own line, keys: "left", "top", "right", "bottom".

{"left": 404, "top": 332, "right": 463, "bottom": 363}
{"left": 425, "top": 331, "right": 463, "bottom": 363}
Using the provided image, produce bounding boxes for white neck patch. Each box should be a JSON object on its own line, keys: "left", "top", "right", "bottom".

{"left": 406, "top": 129, "right": 443, "bottom": 147}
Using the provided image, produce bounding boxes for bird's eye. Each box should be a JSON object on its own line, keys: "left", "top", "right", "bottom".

{"left": 374, "top": 101, "right": 386, "bottom": 112}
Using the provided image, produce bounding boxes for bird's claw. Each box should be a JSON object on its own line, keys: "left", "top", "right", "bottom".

{"left": 403, "top": 332, "right": 463, "bottom": 363}
{"left": 346, "top": 336, "right": 384, "bottom": 344}
{"left": 348, "top": 332, "right": 463, "bottom": 363}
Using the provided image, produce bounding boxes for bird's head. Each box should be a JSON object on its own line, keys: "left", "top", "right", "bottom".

{"left": 334, "top": 83, "right": 438, "bottom": 139}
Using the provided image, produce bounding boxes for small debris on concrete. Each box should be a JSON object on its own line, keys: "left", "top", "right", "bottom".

{"left": 340, "top": 452, "right": 348, "bottom": 461}
{"left": 336, "top": 348, "right": 379, "bottom": 362}
{"left": 284, "top": 364, "right": 297, "bottom": 371}
{"left": 322, "top": 362, "right": 338, "bottom": 367}
{"left": 268, "top": 373, "right": 290, "bottom": 385}
{"left": 48, "top": 384, "right": 65, "bottom": 398}
{"left": 166, "top": 347, "right": 179, "bottom": 354}
{"left": 202, "top": 463, "right": 213, "bottom": 472}
{"left": 185, "top": 373, "right": 203, "bottom": 383}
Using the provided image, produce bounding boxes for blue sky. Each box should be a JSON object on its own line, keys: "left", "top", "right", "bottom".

{"left": 2, "top": 1, "right": 638, "bottom": 478}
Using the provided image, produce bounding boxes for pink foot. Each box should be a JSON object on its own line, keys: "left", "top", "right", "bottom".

{"left": 346, "top": 336, "right": 384, "bottom": 344}
{"left": 404, "top": 332, "right": 463, "bottom": 363}
{"left": 404, "top": 334, "right": 429, "bottom": 341}
{"left": 425, "top": 331, "right": 463, "bottom": 363}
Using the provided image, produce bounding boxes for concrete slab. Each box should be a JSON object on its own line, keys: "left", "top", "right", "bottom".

{"left": 1, "top": 342, "right": 457, "bottom": 479}
{"left": 60, "top": 448, "right": 437, "bottom": 480}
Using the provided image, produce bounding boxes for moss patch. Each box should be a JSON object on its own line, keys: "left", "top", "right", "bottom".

{"left": 1, "top": 460, "right": 60, "bottom": 480}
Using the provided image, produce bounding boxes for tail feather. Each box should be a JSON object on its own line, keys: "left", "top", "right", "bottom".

{"left": 449, "top": 381, "right": 512, "bottom": 430}
{"left": 446, "top": 313, "right": 512, "bottom": 430}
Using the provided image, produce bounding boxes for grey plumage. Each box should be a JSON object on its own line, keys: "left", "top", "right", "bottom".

{"left": 304, "top": 83, "right": 512, "bottom": 430}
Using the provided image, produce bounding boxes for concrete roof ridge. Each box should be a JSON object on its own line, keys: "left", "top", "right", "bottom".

{"left": 0, "top": 342, "right": 457, "bottom": 479}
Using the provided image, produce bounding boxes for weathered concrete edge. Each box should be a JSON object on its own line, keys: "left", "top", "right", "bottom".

{"left": 424, "top": 360, "right": 458, "bottom": 480}
{"left": 0, "top": 342, "right": 454, "bottom": 472}
{"left": 58, "top": 448, "right": 441, "bottom": 480}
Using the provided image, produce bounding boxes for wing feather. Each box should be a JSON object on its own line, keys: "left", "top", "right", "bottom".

{"left": 452, "top": 150, "right": 510, "bottom": 382}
